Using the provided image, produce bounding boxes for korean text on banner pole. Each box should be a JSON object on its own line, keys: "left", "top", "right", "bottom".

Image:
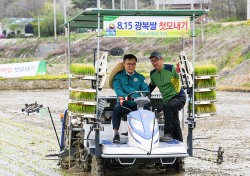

{"left": 103, "top": 16, "right": 190, "bottom": 38}
{"left": 0, "top": 61, "right": 47, "bottom": 78}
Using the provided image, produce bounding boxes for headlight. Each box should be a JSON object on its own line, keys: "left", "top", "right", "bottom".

{"left": 130, "top": 118, "right": 144, "bottom": 132}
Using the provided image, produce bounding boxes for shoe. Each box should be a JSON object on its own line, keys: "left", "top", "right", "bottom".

{"left": 113, "top": 134, "right": 120, "bottom": 143}
{"left": 160, "top": 133, "right": 173, "bottom": 142}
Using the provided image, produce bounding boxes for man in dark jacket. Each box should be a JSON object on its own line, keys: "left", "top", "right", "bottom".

{"left": 112, "top": 54, "right": 149, "bottom": 143}
{"left": 149, "top": 52, "right": 186, "bottom": 142}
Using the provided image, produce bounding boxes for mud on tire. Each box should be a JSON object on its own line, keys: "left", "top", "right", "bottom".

{"left": 91, "top": 155, "right": 106, "bottom": 176}
{"left": 174, "top": 158, "right": 185, "bottom": 173}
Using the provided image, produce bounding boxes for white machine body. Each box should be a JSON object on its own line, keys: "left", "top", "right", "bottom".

{"left": 127, "top": 109, "right": 159, "bottom": 152}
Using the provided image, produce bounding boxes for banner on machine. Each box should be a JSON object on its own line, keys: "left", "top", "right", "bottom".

{"left": 103, "top": 16, "right": 190, "bottom": 38}
{"left": 0, "top": 61, "right": 46, "bottom": 78}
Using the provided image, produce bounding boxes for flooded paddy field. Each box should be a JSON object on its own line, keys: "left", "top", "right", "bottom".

{"left": 0, "top": 90, "right": 249, "bottom": 176}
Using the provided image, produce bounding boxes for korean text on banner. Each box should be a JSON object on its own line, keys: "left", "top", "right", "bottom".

{"left": 0, "top": 61, "right": 47, "bottom": 78}
{"left": 104, "top": 16, "right": 190, "bottom": 38}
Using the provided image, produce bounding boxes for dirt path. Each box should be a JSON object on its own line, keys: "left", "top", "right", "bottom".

{"left": 0, "top": 90, "right": 249, "bottom": 175}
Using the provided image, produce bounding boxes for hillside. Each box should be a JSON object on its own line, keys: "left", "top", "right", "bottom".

{"left": 0, "top": 21, "right": 249, "bottom": 91}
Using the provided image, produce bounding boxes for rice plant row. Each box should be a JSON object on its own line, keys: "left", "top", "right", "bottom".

{"left": 195, "top": 78, "right": 216, "bottom": 88}
{"left": 195, "top": 90, "right": 216, "bottom": 101}
{"left": 68, "top": 103, "right": 96, "bottom": 114}
{"left": 194, "top": 65, "right": 217, "bottom": 76}
{"left": 190, "top": 104, "right": 216, "bottom": 114}
{"left": 70, "top": 63, "right": 95, "bottom": 76}
{"left": 70, "top": 91, "right": 96, "bottom": 102}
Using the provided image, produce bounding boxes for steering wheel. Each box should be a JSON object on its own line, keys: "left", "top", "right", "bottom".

{"left": 126, "top": 91, "right": 151, "bottom": 101}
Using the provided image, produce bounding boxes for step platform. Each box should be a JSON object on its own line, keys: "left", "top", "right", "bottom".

{"left": 101, "top": 139, "right": 188, "bottom": 159}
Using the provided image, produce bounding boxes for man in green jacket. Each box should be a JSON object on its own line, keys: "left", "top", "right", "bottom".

{"left": 112, "top": 54, "right": 149, "bottom": 143}
{"left": 149, "top": 52, "right": 186, "bottom": 142}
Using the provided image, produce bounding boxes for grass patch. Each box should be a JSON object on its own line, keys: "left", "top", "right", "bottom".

{"left": 204, "top": 23, "right": 222, "bottom": 35}
{"left": 242, "top": 82, "right": 250, "bottom": 87}
{"left": 0, "top": 58, "right": 39, "bottom": 64}
{"left": 136, "top": 62, "right": 152, "bottom": 77}
{"left": 21, "top": 74, "right": 68, "bottom": 80}
{"left": 127, "top": 37, "right": 146, "bottom": 44}
{"left": 160, "top": 37, "right": 179, "bottom": 45}
{"left": 243, "top": 51, "right": 250, "bottom": 60}
{"left": 217, "top": 45, "right": 243, "bottom": 71}
{"left": 140, "top": 72, "right": 150, "bottom": 79}
{"left": 217, "top": 85, "right": 250, "bottom": 92}
{"left": 70, "top": 31, "right": 97, "bottom": 42}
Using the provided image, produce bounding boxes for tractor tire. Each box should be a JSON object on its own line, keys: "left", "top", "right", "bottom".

{"left": 91, "top": 155, "right": 105, "bottom": 176}
{"left": 174, "top": 158, "right": 185, "bottom": 173}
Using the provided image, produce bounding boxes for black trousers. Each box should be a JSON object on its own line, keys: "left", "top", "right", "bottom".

{"left": 163, "top": 96, "right": 186, "bottom": 142}
{"left": 112, "top": 102, "right": 150, "bottom": 130}
{"left": 112, "top": 103, "right": 137, "bottom": 130}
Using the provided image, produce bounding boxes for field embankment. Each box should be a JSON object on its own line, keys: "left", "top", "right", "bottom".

{"left": 0, "top": 21, "right": 249, "bottom": 91}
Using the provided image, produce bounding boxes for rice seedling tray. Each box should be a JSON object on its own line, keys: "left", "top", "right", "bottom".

{"left": 69, "top": 87, "right": 96, "bottom": 93}
{"left": 68, "top": 111, "right": 96, "bottom": 118}
{"left": 194, "top": 113, "right": 217, "bottom": 118}
{"left": 195, "top": 87, "right": 216, "bottom": 92}
{"left": 70, "top": 74, "right": 97, "bottom": 80}
{"left": 194, "top": 100, "right": 217, "bottom": 105}
{"left": 195, "top": 75, "right": 218, "bottom": 80}
{"left": 68, "top": 100, "right": 96, "bottom": 105}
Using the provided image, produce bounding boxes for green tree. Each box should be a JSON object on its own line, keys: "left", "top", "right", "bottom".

{"left": 32, "top": 2, "right": 64, "bottom": 37}
{"left": 0, "top": 0, "right": 46, "bottom": 18}
{"left": 210, "top": 0, "right": 247, "bottom": 21}
{"left": 71, "top": 0, "right": 97, "bottom": 10}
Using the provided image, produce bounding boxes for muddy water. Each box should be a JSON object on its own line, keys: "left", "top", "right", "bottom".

{"left": 0, "top": 90, "right": 250, "bottom": 175}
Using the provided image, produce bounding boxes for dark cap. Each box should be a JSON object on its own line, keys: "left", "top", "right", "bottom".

{"left": 149, "top": 52, "right": 162, "bottom": 59}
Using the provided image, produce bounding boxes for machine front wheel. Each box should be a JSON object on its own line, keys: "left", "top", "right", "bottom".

{"left": 174, "top": 158, "right": 185, "bottom": 173}
{"left": 91, "top": 155, "right": 106, "bottom": 176}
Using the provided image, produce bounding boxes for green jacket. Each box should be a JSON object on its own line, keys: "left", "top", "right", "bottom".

{"left": 149, "top": 64, "right": 185, "bottom": 104}
{"left": 113, "top": 69, "right": 149, "bottom": 106}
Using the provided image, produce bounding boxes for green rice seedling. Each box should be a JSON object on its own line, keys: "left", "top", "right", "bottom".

{"left": 195, "top": 79, "right": 204, "bottom": 88}
{"left": 70, "top": 63, "right": 95, "bottom": 75}
{"left": 195, "top": 78, "right": 216, "bottom": 88}
{"left": 70, "top": 91, "right": 77, "bottom": 100}
{"left": 68, "top": 104, "right": 96, "bottom": 114}
{"left": 195, "top": 65, "right": 217, "bottom": 76}
{"left": 68, "top": 103, "right": 83, "bottom": 113}
{"left": 81, "top": 92, "right": 96, "bottom": 101}
{"left": 83, "top": 105, "right": 96, "bottom": 114}
{"left": 195, "top": 90, "right": 216, "bottom": 101}
{"left": 68, "top": 103, "right": 75, "bottom": 113}
{"left": 80, "top": 92, "right": 87, "bottom": 101}
{"left": 87, "top": 92, "right": 96, "bottom": 101}
{"left": 77, "top": 104, "right": 83, "bottom": 113}
{"left": 195, "top": 104, "right": 216, "bottom": 114}
{"left": 70, "top": 91, "right": 96, "bottom": 102}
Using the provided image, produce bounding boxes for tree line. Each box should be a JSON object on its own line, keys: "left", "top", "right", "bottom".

{"left": 0, "top": 0, "right": 247, "bottom": 37}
